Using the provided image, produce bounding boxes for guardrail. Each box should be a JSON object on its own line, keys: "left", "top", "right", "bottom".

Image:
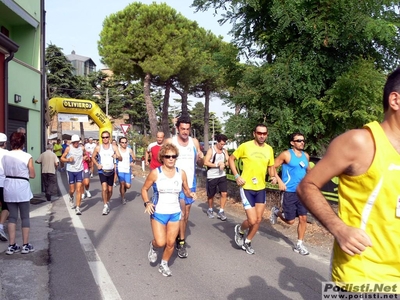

{"left": 200, "top": 156, "right": 338, "bottom": 202}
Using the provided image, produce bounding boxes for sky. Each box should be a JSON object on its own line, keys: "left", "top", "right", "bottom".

{"left": 45, "top": 0, "right": 234, "bottom": 120}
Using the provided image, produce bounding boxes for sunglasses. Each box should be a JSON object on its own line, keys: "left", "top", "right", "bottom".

{"left": 101, "top": 136, "right": 110, "bottom": 139}
{"left": 255, "top": 131, "right": 268, "bottom": 136}
{"left": 163, "top": 155, "right": 178, "bottom": 159}
{"left": 120, "top": 142, "right": 127, "bottom": 144}
{"left": 293, "top": 139, "right": 305, "bottom": 143}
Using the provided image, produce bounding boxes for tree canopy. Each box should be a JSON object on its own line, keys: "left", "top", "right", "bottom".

{"left": 193, "top": 0, "right": 399, "bottom": 155}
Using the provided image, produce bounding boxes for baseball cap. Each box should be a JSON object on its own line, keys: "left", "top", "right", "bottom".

{"left": 0, "top": 133, "right": 6, "bottom": 142}
{"left": 71, "top": 134, "right": 80, "bottom": 142}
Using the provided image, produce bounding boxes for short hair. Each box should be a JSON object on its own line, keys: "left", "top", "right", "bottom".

{"left": 17, "top": 127, "right": 26, "bottom": 134}
{"left": 158, "top": 143, "right": 179, "bottom": 163}
{"left": 383, "top": 67, "right": 400, "bottom": 112}
{"left": 290, "top": 132, "right": 304, "bottom": 142}
{"left": 176, "top": 114, "right": 191, "bottom": 127}
{"left": 119, "top": 137, "right": 127, "bottom": 143}
{"left": 253, "top": 124, "right": 268, "bottom": 133}
{"left": 216, "top": 134, "right": 228, "bottom": 143}
{"left": 102, "top": 131, "right": 111, "bottom": 137}
{"left": 9, "top": 132, "right": 25, "bottom": 150}
{"left": 47, "top": 143, "right": 54, "bottom": 150}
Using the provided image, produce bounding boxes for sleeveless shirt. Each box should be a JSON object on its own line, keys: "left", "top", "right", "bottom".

{"left": 117, "top": 146, "right": 131, "bottom": 173}
{"left": 98, "top": 144, "right": 115, "bottom": 173}
{"left": 281, "top": 149, "right": 308, "bottom": 192}
{"left": 207, "top": 145, "right": 226, "bottom": 179}
{"left": 172, "top": 136, "right": 196, "bottom": 189}
{"left": 66, "top": 145, "right": 83, "bottom": 172}
{"left": 332, "top": 121, "right": 400, "bottom": 285}
{"left": 152, "top": 167, "right": 182, "bottom": 214}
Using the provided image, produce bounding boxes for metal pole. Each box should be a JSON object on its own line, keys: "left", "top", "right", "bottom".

{"left": 106, "top": 88, "right": 109, "bottom": 116}
{"left": 212, "top": 118, "right": 215, "bottom": 141}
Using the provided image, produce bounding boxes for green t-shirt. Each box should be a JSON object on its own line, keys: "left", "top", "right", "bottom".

{"left": 232, "top": 140, "right": 274, "bottom": 191}
{"left": 53, "top": 143, "right": 62, "bottom": 157}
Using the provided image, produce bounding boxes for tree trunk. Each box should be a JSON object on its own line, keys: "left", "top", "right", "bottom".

{"left": 143, "top": 73, "right": 158, "bottom": 139}
{"left": 171, "top": 85, "right": 189, "bottom": 116}
{"left": 57, "top": 118, "right": 62, "bottom": 140}
{"left": 203, "top": 87, "right": 210, "bottom": 151}
{"left": 162, "top": 80, "right": 171, "bottom": 137}
{"left": 80, "top": 122, "right": 84, "bottom": 141}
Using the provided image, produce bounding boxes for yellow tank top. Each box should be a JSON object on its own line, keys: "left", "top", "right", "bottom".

{"left": 332, "top": 121, "right": 400, "bottom": 286}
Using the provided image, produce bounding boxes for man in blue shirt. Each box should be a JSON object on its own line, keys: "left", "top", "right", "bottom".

{"left": 270, "top": 132, "right": 311, "bottom": 255}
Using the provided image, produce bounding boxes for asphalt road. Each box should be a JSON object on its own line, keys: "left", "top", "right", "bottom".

{"left": 47, "top": 171, "right": 330, "bottom": 299}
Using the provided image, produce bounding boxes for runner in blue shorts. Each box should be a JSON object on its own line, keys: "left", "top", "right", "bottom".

{"left": 142, "top": 144, "right": 195, "bottom": 277}
{"left": 116, "top": 137, "right": 135, "bottom": 205}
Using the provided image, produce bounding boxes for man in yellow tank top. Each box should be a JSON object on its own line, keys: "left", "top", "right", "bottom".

{"left": 298, "top": 68, "right": 400, "bottom": 295}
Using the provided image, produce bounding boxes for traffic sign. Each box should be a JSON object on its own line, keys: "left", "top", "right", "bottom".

{"left": 120, "top": 124, "right": 130, "bottom": 135}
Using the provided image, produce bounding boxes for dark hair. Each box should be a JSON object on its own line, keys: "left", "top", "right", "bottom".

{"left": 383, "top": 67, "right": 400, "bottom": 112}
{"left": 176, "top": 114, "right": 191, "bottom": 127}
{"left": 216, "top": 134, "right": 228, "bottom": 143}
{"left": 158, "top": 143, "right": 179, "bottom": 162}
{"left": 290, "top": 132, "right": 304, "bottom": 142}
{"left": 10, "top": 132, "right": 25, "bottom": 150}
{"left": 119, "top": 137, "right": 127, "bottom": 143}
{"left": 253, "top": 124, "right": 268, "bottom": 133}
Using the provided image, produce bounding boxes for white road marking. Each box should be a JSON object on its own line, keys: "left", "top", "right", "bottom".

{"left": 58, "top": 173, "right": 122, "bottom": 300}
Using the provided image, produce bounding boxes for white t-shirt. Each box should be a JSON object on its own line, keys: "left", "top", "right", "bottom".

{"left": 2, "top": 150, "right": 33, "bottom": 202}
{"left": 153, "top": 167, "right": 182, "bottom": 214}
{"left": 117, "top": 147, "right": 131, "bottom": 173}
{"left": 0, "top": 147, "right": 7, "bottom": 187}
{"left": 84, "top": 142, "right": 96, "bottom": 155}
{"left": 172, "top": 136, "right": 196, "bottom": 189}
{"left": 66, "top": 145, "right": 83, "bottom": 172}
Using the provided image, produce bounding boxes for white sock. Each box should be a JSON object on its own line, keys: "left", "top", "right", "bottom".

{"left": 0, "top": 224, "right": 3, "bottom": 230}
{"left": 161, "top": 260, "right": 168, "bottom": 266}
{"left": 219, "top": 209, "right": 224, "bottom": 213}
{"left": 297, "top": 240, "right": 303, "bottom": 245}
{"left": 245, "top": 238, "right": 251, "bottom": 244}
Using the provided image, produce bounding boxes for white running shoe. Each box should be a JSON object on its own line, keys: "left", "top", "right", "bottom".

{"left": 75, "top": 207, "right": 82, "bottom": 215}
{"left": 102, "top": 204, "right": 109, "bottom": 215}
{"left": 293, "top": 243, "right": 310, "bottom": 256}
{"left": 0, "top": 228, "right": 8, "bottom": 241}
{"left": 86, "top": 190, "right": 91, "bottom": 198}
{"left": 148, "top": 241, "right": 157, "bottom": 263}
{"left": 82, "top": 193, "right": 86, "bottom": 200}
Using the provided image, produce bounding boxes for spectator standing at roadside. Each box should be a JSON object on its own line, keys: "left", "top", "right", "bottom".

{"left": 228, "top": 124, "right": 277, "bottom": 255}
{"left": 270, "top": 132, "right": 311, "bottom": 255}
{"left": 203, "top": 134, "right": 229, "bottom": 221}
{"left": 117, "top": 137, "right": 135, "bottom": 205}
{"left": 61, "top": 134, "right": 85, "bottom": 215}
{"left": 165, "top": 114, "right": 204, "bottom": 258}
{"left": 142, "top": 143, "right": 196, "bottom": 277}
{"left": 145, "top": 132, "right": 165, "bottom": 170}
{"left": 35, "top": 144, "right": 59, "bottom": 202}
{"left": 92, "top": 131, "right": 122, "bottom": 215}
{"left": 297, "top": 67, "right": 400, "bottom": 290}
{"left": 0, "top": 133, "right": 9, "bottom": 241}
{"left": 2, "top": 132, "right": 36, "bottom": 254}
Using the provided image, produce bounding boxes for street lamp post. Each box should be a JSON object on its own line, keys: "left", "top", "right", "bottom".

{"left": 212, "top": 117, "right": 215, "bottom": 141}
{"left": 105, "top": 88, "right": 109, "bottom": 116}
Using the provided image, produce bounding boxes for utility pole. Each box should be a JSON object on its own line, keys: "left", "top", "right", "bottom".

{"left": 105, "top": 88, "right": 109, "bottom": 116}
{"left": 212, "top": 117, "right": 215, "bottom": 141}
